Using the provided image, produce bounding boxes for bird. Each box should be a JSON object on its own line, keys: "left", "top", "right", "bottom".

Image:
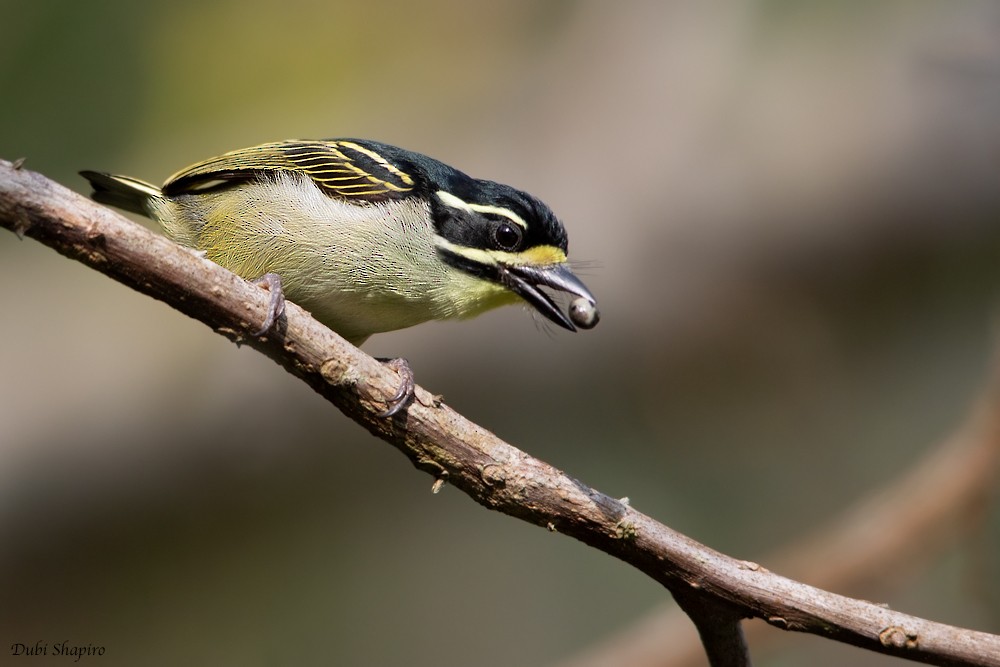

{"left": 81, "top": 138, "right": 598, "bottom": 415}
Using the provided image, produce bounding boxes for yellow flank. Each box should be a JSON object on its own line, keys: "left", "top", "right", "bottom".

{"left": 435, "top": 237, "right": 567, "bottom": 267}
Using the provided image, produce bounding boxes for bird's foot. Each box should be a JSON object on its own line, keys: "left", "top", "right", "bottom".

{"left": 250, "top": 273, "right": 286, "bottom": 336}
{"left": 376, "top": 357, "right": 415, "bottom": 417}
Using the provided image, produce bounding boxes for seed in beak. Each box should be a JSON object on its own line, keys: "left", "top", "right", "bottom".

{"left": 569, "top": 297, "right": 600, "bottom": 329}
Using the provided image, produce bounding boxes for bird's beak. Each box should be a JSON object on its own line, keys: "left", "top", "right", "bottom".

{"left": 502, "top": 263, "right": 597, "bottom": 331}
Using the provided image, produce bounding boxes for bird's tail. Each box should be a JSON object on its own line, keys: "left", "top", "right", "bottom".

{"left": 79, "top": 170, "right": 162, "bottom": 217}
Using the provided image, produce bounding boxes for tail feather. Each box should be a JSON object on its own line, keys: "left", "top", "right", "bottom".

{"left": 79, "top": 170, "right": 162, "bottom": 217}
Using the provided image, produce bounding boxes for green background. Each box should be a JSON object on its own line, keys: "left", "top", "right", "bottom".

{"left": 2, "top": 2, "right": 999, "bottom": 665}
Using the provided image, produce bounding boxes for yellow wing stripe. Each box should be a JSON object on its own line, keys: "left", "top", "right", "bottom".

{"left": 163, "top": 140, "right": 415, "bottom": 201}
{"left": 339, "top": 141, "right": 415, "bottom": 187}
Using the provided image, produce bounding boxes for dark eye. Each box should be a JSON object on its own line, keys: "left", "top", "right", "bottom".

{"left": 493, "top": 222, "right": 522, "bottom": 251}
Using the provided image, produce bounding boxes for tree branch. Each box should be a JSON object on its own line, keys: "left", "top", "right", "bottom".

{"left": 672, "top": 589, "right": 753, "bottom": 667}
{"left": 562, "top": 342, "right": 1000, "bottom": 667}
{"left": 2, "top": 158, "right": 998, "bottom": 667}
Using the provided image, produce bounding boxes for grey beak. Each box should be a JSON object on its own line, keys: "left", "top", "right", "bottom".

{"left": 502, "top": 263, "right": 597, "bottom": 331}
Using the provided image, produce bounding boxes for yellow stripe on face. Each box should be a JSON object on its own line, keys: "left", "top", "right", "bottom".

{"left": 435, "top": 191, "right": 528, "bottom": 229}
{"left": 435, "top": 237, "right": 566, "bottom": 267}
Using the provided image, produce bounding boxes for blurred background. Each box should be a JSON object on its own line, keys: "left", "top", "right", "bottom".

{"left": 2, "top": 2, "right": 1000, "bottom": 665}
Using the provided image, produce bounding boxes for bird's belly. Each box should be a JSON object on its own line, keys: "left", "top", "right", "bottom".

{"left": 291, "top": 272, "right": 518, "bottom": 346}
{"left": 296, "top": 289, "right": 437, "bottom": 345}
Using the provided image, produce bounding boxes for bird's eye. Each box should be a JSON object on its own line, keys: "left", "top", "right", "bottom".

{"left": 493, "top": 222, "right": 522, "bottom": 251}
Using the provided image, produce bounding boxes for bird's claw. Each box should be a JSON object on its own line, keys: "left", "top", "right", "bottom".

{"left": 377, "top": 357, "right": 415, "bottom": 417}
{"left": 251, "top": 273, "right": 286, "bottom": 336}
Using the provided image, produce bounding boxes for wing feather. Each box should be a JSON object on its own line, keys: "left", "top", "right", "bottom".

{"left": 162, "top": 140, "right": 416, "bottom": 202}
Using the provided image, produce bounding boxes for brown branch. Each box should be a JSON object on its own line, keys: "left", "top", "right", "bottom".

{"left": 2, "top": 158, "right": 999, "bottom": 667}
{"left": 672, "top": 589, "right": 753, "bottom": 667}
{"left": 561, "top": 331, "right": 1000, "bottom": 667}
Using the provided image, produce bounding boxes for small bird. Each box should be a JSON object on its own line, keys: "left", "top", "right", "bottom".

{"left": 81, "top": 139, "right": 598, "bottom": 414}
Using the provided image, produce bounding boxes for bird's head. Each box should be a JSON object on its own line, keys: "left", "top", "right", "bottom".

{"left": 422, "top": 167, "right": 598, "bottom": 332}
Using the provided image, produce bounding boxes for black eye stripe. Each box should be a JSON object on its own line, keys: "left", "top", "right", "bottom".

{"left": 481, "top": 211, "right": 521, "bottom": 225}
